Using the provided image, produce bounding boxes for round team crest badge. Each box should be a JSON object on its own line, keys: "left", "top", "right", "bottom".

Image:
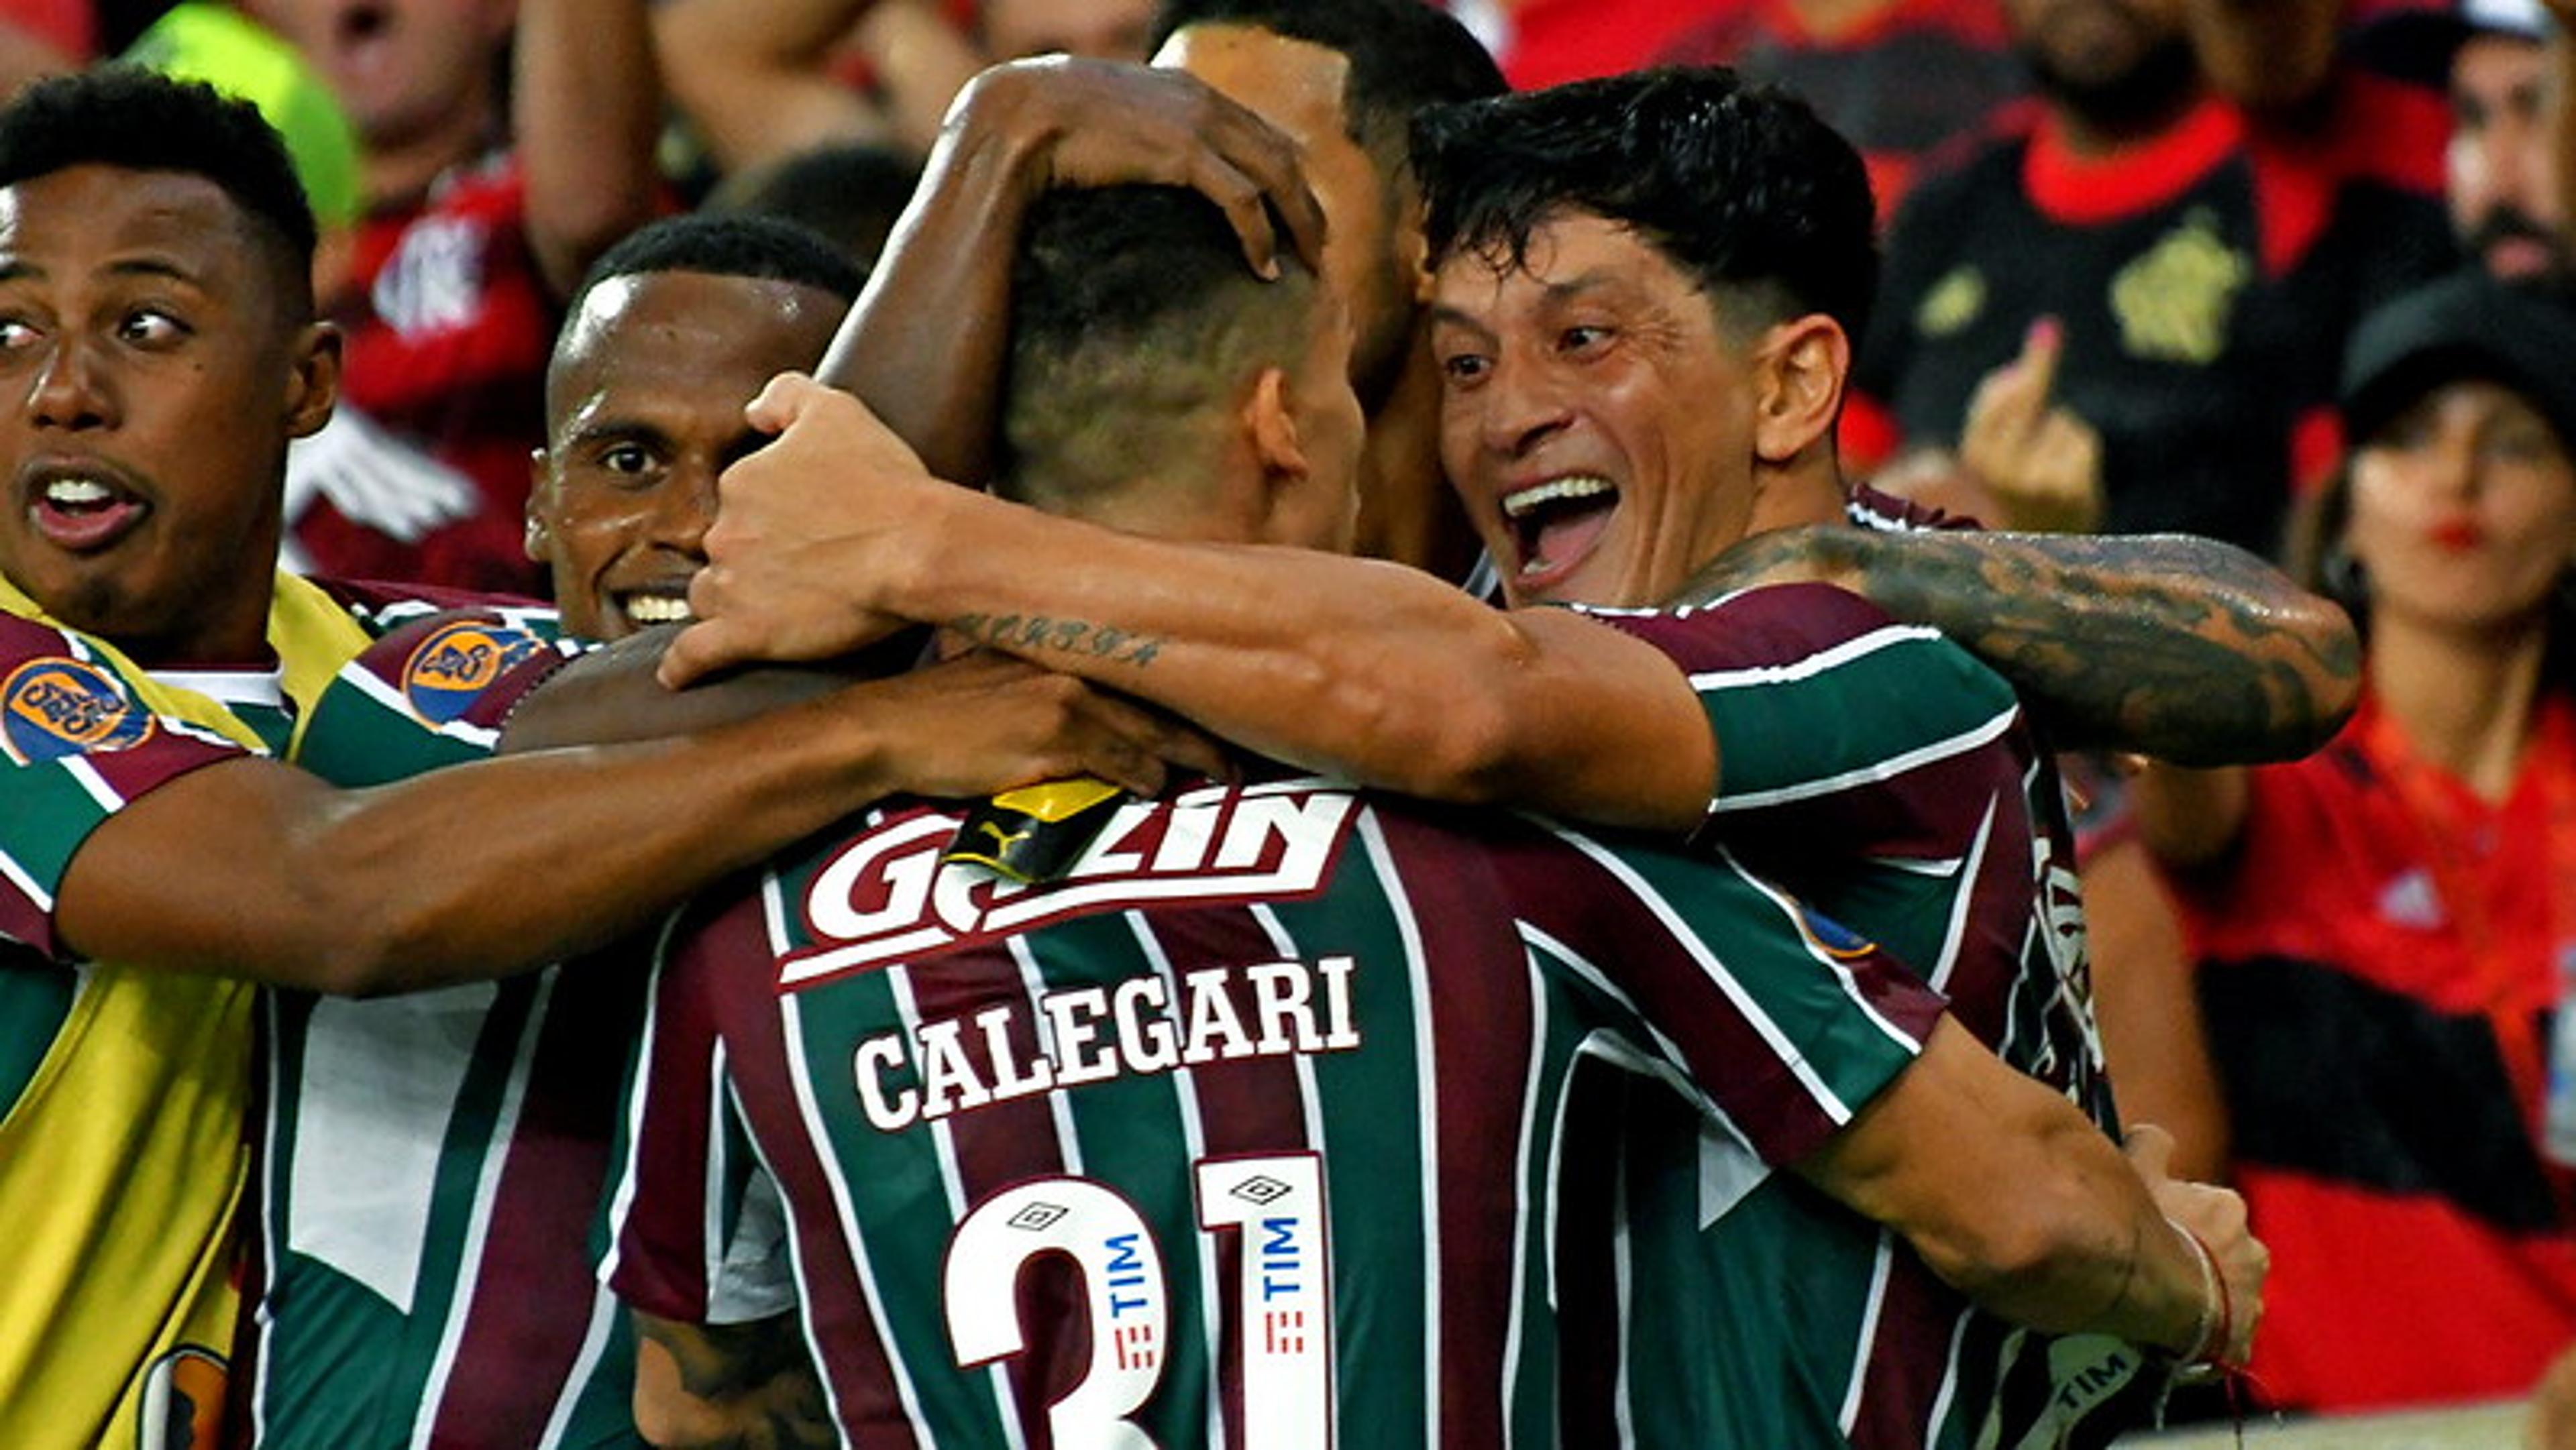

{"left": 1, "top": 657, "right": 154, "bottom": 763}
{"left": 400, "top": 620, "right": 544, "bottom": 724}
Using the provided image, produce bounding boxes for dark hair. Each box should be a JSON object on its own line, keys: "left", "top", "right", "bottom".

{"left": 572, "top": 213, "right": 869, "bottom": 314}
{"left": 1413, "top": 66, "right": 1879, "bottom": 341}
{"left": 0, "top": 66, "right": 317, "bottom": 305}
{"left": 1151, "top": 0, "right": 1505, "bottom": 169}
{"left": 1002, "top": 184, "right": 1317, "bottom": 505}
{"left": 703, "top": 142, "right": 922, "bottom": 269}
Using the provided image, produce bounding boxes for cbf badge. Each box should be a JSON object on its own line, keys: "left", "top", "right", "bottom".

{"left": 400, "top": 620, "right": 545, "bottom": 724}
{"left": 1, "top": 657, "right": 153, "bottom": 763}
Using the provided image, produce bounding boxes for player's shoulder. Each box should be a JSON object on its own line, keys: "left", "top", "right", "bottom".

{"left": 309, "top": 576, "right": 561, "bottom": 643}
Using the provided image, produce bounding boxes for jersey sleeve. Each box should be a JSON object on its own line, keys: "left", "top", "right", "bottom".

{"left": 292, "top": 607, "right": 580, "bottom": 787}
{"left": 1580, "top": 583, "right": 2025, "bottom": 846}
{"left": 1517, "top": 826, "right": 1948, "bottom": 1172}
{"left": 0, "top": 616, "right": 258, "bottom": 958}
{"left": 601, "top": 891, "right": 794, "bottom": 1328}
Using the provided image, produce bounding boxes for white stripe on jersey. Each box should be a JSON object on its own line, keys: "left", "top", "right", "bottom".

{"left": 1499, "top": 951, "right": 1552, "bottom": 1450}
{"left": 0, "top": 843, "right": 54, "bottom": 914}
{"left": 1355, "top": 808, "right": 1443, "bottom": 1450}
{"left": 1924, "top": 1299, "right": 1974, "bottom": 1445}
{"left": 1836, "top": 1231, "right": 1898, "bottom": 1435}
{"left": 1706, "top": 843, "right": 1929, "bottom": 1058}
{"left": 779, "top": 989, "right": 936, "bottom": 1445}
{"left": 61, "top": 754, "right": 124, "bottom": 815}
{"left": 412, "top": 972, "right": 550, "bottom": 1448}
{"left": 535, "top": 1288, "right": 622, "bottom": 1449}
{"left": 1122, "top": 912, "right": 1228, "bottom": 1450}
{"left": 1931, "top": 799, "right": 2000, "bottom": 993}
{"left": 1005, "top": 934, "right": 1088, "bottom": 1177}
{"left": 599, "top": 910, "right": 688, "bottom": 1294}
{"left": 1709, "top": 704, "right": 2023, "bottom": 814}
{"left": 337, "top": 662, "right": 503, "bottom": 751}
{"left": 702, "top": 1038, "right": 736, "bottom": 1315}
{"left": 1684, "top": 622, "right": 1946, "bottom": 692}
{"left": 1548, "top": 831, "right": 1859, "bottom": 1123}
{"left": 1611, "top": 1130, "right": 1639, "bottom": 1450}
{"left": 250, "top": 995, "right": 290, "bottom": 1450}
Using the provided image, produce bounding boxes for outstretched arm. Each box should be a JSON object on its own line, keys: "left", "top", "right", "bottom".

{"left": 517, "top": 0, "right": 665, "bottom": 298}
{"left": 1801, "top": 1019, "right": 2263, "bottom": 1365}
{"left": 815, "top": 56, "right": 1324, "bottom": 485}
{"left": 54, "top": 653, "right": 1197, "bottom": 999}
{"left": 1676, "top": 524, "right": 2360, "bottom": 765}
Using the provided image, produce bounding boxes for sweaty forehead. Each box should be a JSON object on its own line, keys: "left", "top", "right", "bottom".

{"left": 550, "top": 271, "right": 848, "bottom": 426}
{"left": 0, "top": 166, "right": 266, "bottom": 282}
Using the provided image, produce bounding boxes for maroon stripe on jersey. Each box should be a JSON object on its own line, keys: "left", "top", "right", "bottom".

{"left": 430, "top": 962, "right": 640, "bottom": 1445}
{"left": 1845, "top": 1247, "right": 1977, "bottom": 1450}
{"left": 1494, "top": 836, "right": 1902, "bottom": 1168}
{"left": 1723, "top": 739, "right": 2032, "bottom": 866}
{"left": 1373, "top": 811, "right": 1534, "bottom": 1450}
{"left": 704, "top": 901, "right": 931, "bottom": 1450}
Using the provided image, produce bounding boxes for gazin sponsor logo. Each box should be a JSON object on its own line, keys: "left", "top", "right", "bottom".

{"left": 400, "top": 620, "right": 545, "bottom": 724}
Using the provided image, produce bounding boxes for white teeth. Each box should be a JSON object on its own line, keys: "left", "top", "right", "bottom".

{"left": 43, "top": 478, "right": 113, "bottom": 506}
{"left": 1501, "top": 476, "right": 1615, "bottom": 518}
{"left": 622, "top": 594, "right": 694, "bottom": 625}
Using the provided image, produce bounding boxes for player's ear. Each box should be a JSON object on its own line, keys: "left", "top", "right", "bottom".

{"left": 284, "top": 322, "right": 342, "bottom": 441}
{"left": 1244, "top": 366, "right": 1311, "bottom": 481}
{"left": 1752, "top": 314, "right": 1847, "bottom": 465}
{"left": 524, "top": 448, "right": 555, "bottom": 563}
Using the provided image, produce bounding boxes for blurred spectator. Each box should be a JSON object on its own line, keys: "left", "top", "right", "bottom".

{"left": 1658, "top": 0, "right": 2028, "bottom": 218}
{"left": 2362, "top": 0, "right": 2572, "bottom": 281}
{"left": 1851, "top": 0, "right": 2456, "bottom": 551}
{"left": 702, "top": 138, "right": 920, "bottom": 267}
{"left": 251, "top": 0, "right": 661, "bottom": 596}
{"left": 2129, "top": 271, "right": 2576, "bottom": 1415}
{"left": 657, "top": 0, "right": 1154, "bottom": 177}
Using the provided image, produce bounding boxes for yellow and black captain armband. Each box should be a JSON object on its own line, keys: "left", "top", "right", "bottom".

{"left": 942, "top": 777, "right": 1130, "bottom": 885}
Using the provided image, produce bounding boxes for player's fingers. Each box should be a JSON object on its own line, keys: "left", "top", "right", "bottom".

{"left": 2122, "top": 1122, "right": 2178, "bottom": 1180}
{"left": 1075, "top": 690, "right": 1233, "bottom": 785}
{"left": 743, "top": 370, "right": 819, "bottom": 435}
{"left": 1191, "top": 99, "right": 1328, "bottom": 275}
{"left": 657, "top": 616, "right": 749, "bottom": 690}
{"left": 2019, "top": 316, "right": 2064, "bottom": 398}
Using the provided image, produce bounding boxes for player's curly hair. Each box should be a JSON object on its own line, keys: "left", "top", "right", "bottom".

{"left": 0, "top": 66, "right": 317, "bottom": 300}
{"left": 1150, "top": 0, "right": 1504, "bottom": 173}
{"left": 1001, "top": 184, "right": 1320, "bottom": 510}
{"left": 1413, "top": 66, "right": 1880, "bottom": 343}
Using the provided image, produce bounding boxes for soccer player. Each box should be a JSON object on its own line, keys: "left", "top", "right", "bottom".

{"left": 658, "top": 70, "right": 2324, "bottom": 1445}
{"left": 600, "top": 182, "right": 2259, "bottom": 1445}
{"left": 229, "top": 213, "right": 876, "bottom": 1449}
{"left": 0, "top": 72, "right": 1186, "bottom": 1447}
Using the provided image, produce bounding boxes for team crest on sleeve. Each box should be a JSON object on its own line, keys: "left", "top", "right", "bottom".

{"left": 1, "top": 657, "right": 154, "bottom": 763}
{"left": 1796, "top": 904, "right": 1880, "bottom": 962}
{"left": 399, "top": 618, "right": 545, "bottom": 723}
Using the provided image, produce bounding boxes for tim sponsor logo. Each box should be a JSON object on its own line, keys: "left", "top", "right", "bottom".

{"left": 782, "top": 779, "right": 1362, "bottom": 987}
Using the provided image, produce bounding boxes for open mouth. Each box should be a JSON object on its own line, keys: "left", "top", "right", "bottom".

{"left": 1500, "top": 474, "right": 1619, "bottom": 588}
{"left": 25, "top": 471, "right": 149, "bottom": 554}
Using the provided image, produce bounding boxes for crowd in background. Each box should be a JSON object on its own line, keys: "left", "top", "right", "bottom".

{"left": 0, "top": 0, "right": 2569, "bottom": 1437}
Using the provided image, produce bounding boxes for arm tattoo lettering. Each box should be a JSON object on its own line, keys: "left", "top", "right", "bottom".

{"left": 1678, "top": 526, "right": 2360, "bottom": 765}
{"left": 948, "top": 613, "right": 1166, "bottom": 669}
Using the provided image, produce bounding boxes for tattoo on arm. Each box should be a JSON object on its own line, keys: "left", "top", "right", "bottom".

{"left": 636, "top": 1313, "right": 836, "bottom": 1449}
{"left": 951, "top": 612, "right": 1164, "bottom": 667}
{"left": 1678, "top": 526, "right": 2361, "bottom": 765}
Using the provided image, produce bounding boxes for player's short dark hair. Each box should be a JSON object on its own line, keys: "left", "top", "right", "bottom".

{"left": 1151, "top": 0, "right": 1505, "bottom": 172}
{"left": 702, "top": 142, "right": 922, "bottom": 270}
{"left": 573, "top": 213, "right": 869, "bottom": 314}
{"left": 1002, "top": 184, "right": 1318, "bottom": 509}
{"left": 1413, "top": 66, "right": 1879, "bottom": 341}
{"left": 0, "top": 66, "right": 318, "bottom": 310}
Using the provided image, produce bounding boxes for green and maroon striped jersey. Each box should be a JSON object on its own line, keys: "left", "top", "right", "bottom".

{"left": 1584, "top": 583, "right": 2146, "bottom": 1449}
{"left": 223, "top": 600, "right": 650, "bottom": 1450}
{"left": 605, "top": 777, "right": 1950, "bottom": 1448}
